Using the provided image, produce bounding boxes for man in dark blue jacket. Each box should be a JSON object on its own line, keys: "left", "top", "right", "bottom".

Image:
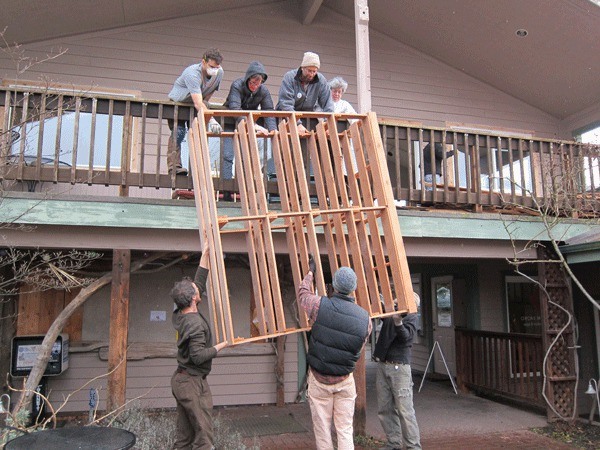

{"left": 298, "top": 261, "right": 371, "bottom": 450}
{"left": 373, "top": 293, "right": 422, "bottom": 450}
{"left": 221, "top": 61, "right": 276, "bottom": 200}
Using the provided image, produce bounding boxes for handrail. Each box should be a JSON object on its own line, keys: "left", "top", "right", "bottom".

{"left": 455, "top": 328, "right": 544, "bottom": 408}
{"left": 0, "top": 85, "right": 598, "bottom": 215}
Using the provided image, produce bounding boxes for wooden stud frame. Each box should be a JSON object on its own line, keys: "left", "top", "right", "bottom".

{"left": 188, "top": 110, "right": 417, "bottom": 344}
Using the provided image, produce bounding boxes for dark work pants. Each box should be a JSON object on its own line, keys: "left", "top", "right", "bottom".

{"left": 171, "top": 370, "right": 214, "bottom": 450}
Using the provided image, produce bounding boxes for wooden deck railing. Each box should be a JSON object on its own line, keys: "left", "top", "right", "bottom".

{"left": 1, "top": 85, "right": 598, "bottom": 214}
{"left": 455, "top": 328, "right": 545, "bottom": 408}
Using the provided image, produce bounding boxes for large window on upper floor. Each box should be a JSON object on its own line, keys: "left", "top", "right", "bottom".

{"left": 4, "top": 81, "right": 139, "bottom": 170}
{"left": 579, "top": 126, "right": 600, "bottom": 192}
{"left": 412, "top": 141, "right": 534, "bottom": 195}
{"left": 10, "top": 111, "right": 125, "bottom": 168}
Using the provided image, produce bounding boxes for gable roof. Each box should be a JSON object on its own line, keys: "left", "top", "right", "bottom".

{"left": 2, "top": 0, "right": 599, "bottom": 120}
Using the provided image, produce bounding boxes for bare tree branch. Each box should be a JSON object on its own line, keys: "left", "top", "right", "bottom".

{"left": 13, "top": 252, "right": 168, "bottom": 414}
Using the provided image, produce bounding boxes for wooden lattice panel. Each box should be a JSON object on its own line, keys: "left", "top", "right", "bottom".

{"left": 538, "top": 246, "right": 576, "bottom": 420}
{"left": 188, "top": 111, "right": 416, "bottom": 345}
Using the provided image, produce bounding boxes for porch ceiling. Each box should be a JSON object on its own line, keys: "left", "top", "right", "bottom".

{"left": 1, "top": 0, "right": 599, "bottom": 120}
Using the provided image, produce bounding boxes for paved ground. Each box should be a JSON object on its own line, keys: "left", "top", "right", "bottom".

{"left": 217, "top": 360, "right": 576, "bottom": 449}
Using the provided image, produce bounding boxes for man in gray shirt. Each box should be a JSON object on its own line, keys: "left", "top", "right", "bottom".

{"left": 167, "top": 48, "right": 224, "bottom": 175}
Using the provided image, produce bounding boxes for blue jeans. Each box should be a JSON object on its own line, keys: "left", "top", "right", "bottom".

{"left": 376, "top": 362, "right": 421, "bottom": 449}
{"left": 424, "top": 173, "right": 441, "bottom": 191}
{"left": 222, "top": 136, "right": 234, "bottom": 180}
{"left": 221, "top": 134, "right": 275, "bottom": 180}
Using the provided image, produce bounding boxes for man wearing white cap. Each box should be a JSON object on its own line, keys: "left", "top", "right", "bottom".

{"left": 298, "top": 258, "right": 371, "bottom": 449}
{"left": 276, "top": 51, "right": 334, "bottom": 134}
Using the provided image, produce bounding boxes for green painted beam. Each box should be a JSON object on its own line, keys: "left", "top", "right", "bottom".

{"left": 0, "top": 194, "right": 597, "bottom": 242}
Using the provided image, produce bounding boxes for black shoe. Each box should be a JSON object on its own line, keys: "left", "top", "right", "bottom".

{"left": 169, "top": 166, "right": 188, "bottom": 176}
{"left": 221, "top": 191, "right": 233, "bottom": 202}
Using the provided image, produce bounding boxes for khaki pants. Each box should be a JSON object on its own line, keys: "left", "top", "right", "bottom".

{"left": 307, "top": 370, "right": 356, "bottom": 450}
{"left": 171, "top": 370, "right": 214, "bottom": 450}
{"left": 376, "top": 362, "right": 421, "bottom": 449}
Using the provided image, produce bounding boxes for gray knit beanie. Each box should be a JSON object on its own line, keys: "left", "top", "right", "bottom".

{"left": 332, "top": 267, "right": 357, "bottom": 295}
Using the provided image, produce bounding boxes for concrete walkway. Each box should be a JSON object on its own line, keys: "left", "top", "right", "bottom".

{"left": 217, "top": 360, "right": 572, "bottom": 449}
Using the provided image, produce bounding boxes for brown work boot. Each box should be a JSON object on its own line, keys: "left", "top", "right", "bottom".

{"left": 168, "top": 166, "right": 188, "bottom": 176}
{"left": 167, "top": 139, "right": 186, "bottom": 175}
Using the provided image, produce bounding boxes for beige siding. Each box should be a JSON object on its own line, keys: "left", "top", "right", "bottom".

{"left": 411, "top": 341, "right": 429, "bottom": 373}
{"left": 0, "top": 4, "right": 560, "bottom": 138}
{"left": 47, "top": 333, "right": 299, "bottom": 412}
{"left": 40, "top": 264, "right": 302, "bottom": 412}
{"left": 478, "top": 260, "right": 507, "bottom": 332}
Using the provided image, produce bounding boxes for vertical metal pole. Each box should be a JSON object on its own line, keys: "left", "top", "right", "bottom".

{"left": 355, "top": 0, "right": 372, "bottom": 113}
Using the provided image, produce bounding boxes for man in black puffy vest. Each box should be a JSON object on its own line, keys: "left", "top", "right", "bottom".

{"left": 298, "top": 260, "right": 371, "bottom": 450}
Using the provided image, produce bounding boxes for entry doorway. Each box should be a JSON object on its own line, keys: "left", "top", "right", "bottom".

{"left": 431, "top": 276, "right": 455, "bottom": 376}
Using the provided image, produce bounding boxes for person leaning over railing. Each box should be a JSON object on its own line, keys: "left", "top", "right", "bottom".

{"left": 221, "top": 61, "right": 277, "bottom": 201}
{"left": 167, "top": 48, "right": 225, "bottom": 176}
{"left": 276, "top": 51, "right": 334, "bottom": 133}
{"left": 329, "top": 76, "right": 358, "bottom": 176}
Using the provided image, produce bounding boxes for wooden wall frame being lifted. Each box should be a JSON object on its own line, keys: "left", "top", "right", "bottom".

{"left": 188, "top": 110, "right": 417, "bottom": 345}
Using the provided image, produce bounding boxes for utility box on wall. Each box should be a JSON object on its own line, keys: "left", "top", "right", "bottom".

{"left": 10, "top": 334, "right": 69, "bottom": 377}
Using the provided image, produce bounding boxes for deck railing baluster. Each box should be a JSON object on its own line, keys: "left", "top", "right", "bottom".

{"left": 70, "top": 96, "right": 81, "bottom": 184}
{"left": 35, "top": 94, "right": 46, "bottom": 180}
{"left": 88, "top": 97, "right": 97, "bottom": 185}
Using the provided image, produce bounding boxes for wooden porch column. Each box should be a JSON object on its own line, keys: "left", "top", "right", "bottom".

{"left": 353, "top": 348, "right": 367, "bottom": 436}
{"left": 106, "top": 249, "right": 131, "bottom": 412}
{"left": 276, "top": 335, "right": 286, "bottom": 407}
{"left": 355, "top": 0, "right": 372, "bottom": 113}
{"left": 353, "top": 2, "right": 370, "bottom": 429}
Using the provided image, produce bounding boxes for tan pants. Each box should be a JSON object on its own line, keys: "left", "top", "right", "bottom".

{"left": 307, "top": 370, "right": 356, "bottom": 450}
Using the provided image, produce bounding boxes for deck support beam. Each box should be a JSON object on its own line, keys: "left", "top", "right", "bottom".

{"left": 106, "top": 249, "right": 131, "bottom": 412}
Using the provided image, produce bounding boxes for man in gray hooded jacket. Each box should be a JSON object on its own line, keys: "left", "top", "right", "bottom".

{"left": 221, "top": 61, "right": 277, "bottom": 200}
{"left": 276, "top": 51, "right": 334, "bottom": 134}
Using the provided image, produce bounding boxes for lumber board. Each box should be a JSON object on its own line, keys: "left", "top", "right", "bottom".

{"left": 187, "top": 110, "right": 417, "bottom": 345}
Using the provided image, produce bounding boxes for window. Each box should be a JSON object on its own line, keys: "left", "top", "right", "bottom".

{"left": 4, "top": 81, "right": 140, "bottom": 170}
{"left": 580, "top": 126, "right": 600, "bottom": 192}
{"left": 505, "top": 275, "right": 541, "bottom": 334}
{"left": 11, "top": 112, "right": 124, "bottom": 168}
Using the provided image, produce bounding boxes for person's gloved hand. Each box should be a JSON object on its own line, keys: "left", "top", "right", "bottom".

{"left": 254, "top": 125, "right": 268, "bottom": 135}
{"left": 207, "top": 117, "right": 222, "bottom": 134}
{"left": 393, "top": 314, "right": 403, "bottom": 327}
{"left": 308, "top": 255, "right": 316, "bottom": 274}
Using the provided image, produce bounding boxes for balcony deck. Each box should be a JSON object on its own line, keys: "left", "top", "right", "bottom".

{"left": 1, "top": 86, "right": 599, "bottom": 218}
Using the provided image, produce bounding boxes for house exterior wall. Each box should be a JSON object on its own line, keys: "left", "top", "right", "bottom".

{"left": 477, "top": 259, "right": 509, "bottom": 332}
{"left": 47, "top": 336, "right": 299, "bottom": 412}
{"left": 2, "top": 4, "right": 576, "bottom": 412}
{"left": 81, "top": 265, "right": 258, "bottom": 342}
{"left": 0, "top": 4, "right": 560, "bottom": 137}
{"left": 45, "top": 264, "right": 300, "bottom": 412}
